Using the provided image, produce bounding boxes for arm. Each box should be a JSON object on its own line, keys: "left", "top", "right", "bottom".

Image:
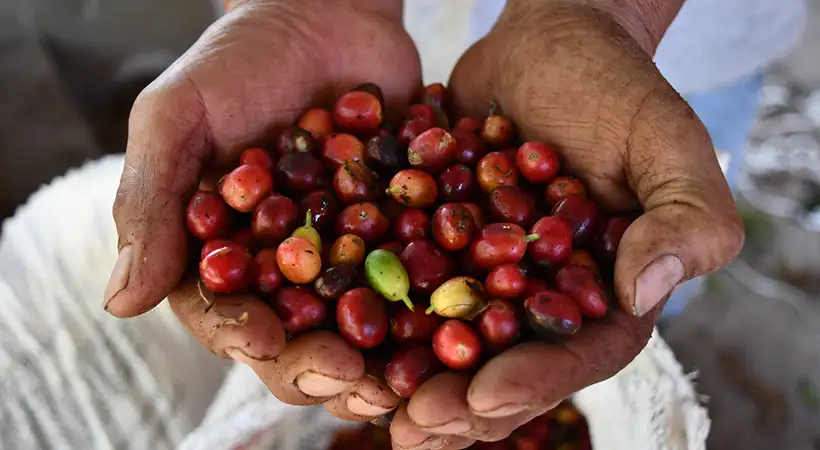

{"left": 222, "top": 0, "right": 404, "bottom": 21}
{"left": 503, "top": 0, "right": 686, "bottom": 54}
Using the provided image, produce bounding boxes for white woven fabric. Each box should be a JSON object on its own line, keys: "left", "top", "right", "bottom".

{"left": 573, "top": 333, "right": 710, "bottom": 450}
{"left": 0, "top": 155, "right": 230, "bottom": 450}
{"left": 176, "top": 331, "right": 711, "bottom": 450}
{"left": 0, "top": 156, "right": 709, "bottom": 449}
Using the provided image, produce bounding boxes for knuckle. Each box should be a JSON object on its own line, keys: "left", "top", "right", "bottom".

{"left": 131, "top": 91, "right": 202, "bottom": 156}
{"left": 114, "top": 75, "right": 208, "bottom": 230}
{"left": 111, "top": 182, "right": 127, "bottom": 221}
{"left": 129, "top": 81, "right": 174, "bottom": 126}
{"left": 112, "top": 162, "right": 139, "bottom": 212}
{"left": 717, "top": 210, "right": 745, "bottom": 263}
{"left": 695, "top": 206, "right": 745, "bottom": 275}
{"left": 464, "top": 420, "right": 513, "bottom": 442}
{"left": 130, "top": 85, "right": 158, "bottom": 116}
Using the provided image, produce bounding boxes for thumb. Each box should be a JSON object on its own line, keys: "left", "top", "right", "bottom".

{"left": 614, "top": 92, "right": 744, "bottom": 317}
{"left": 105, "top": 81, "right": 211, "bottom": 317}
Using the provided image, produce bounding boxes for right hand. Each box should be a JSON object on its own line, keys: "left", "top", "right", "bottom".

{"left": 106, "top": 0, "right": 420, "bottom": 420}
{"left": 389, "top": 2, "right": 743, "bottom": 448}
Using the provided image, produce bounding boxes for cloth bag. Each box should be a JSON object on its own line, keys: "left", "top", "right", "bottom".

{"left": 179, "top": 333, "right": 710, "bottom": 450}
{"left": 0, "top": 155, "right": 710, "bottom": 449}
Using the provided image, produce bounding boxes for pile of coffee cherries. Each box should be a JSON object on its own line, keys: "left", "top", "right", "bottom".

{"left": 328, "top": 401, "right": 591, "bottom": 450}
{"left": 186, "top": 82, "right": 632, "bottom": 399}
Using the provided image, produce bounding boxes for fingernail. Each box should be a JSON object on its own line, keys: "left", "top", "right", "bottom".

{"left": 418, "top": 419, "right": 472, "bottom": 435}
{"left": 472, "top": 403, "right": 527, "bottom": 419}
{"left": 396, "top": 436, "right": 444, "bottom": 450}
{"left": 295, "top": 371, "right": 354, "bottom": 397}
{"left": 224, "top": 348, "right": 245, "bottom": 363}
{"left": 224, "top": 347, "right": 269, "bottom": 364}
{"left": 425, "top": 438, "right": 447, "bottom": 450}
{"left": 634, "top": 254, "right": 685, "bottom": 316}
{"left": 347, "top": 394, "right": 395, "bottom": 417}
{"left": 104, "top": 245, "right": 133, "bottom": 311}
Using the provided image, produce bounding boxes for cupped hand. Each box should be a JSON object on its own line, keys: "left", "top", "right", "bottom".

{"left": 107, "top": 0, "right": 420, "bottom": 421}
{"left": 391, "top": 2, "right": 743, "bottom": 449}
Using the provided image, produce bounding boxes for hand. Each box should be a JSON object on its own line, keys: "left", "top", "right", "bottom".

{"left": 390, "top": 1, "right": 744, "bottom": 448}
{"left": 106, "top": 0, "right": 420, "bottom": 420}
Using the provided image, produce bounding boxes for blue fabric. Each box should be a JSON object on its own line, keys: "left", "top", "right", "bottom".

{"left": 683, "top": 72, "right": 766, "bottom": 189}
{"left": 661, "top": 72, "right": 765, "bottom": 317}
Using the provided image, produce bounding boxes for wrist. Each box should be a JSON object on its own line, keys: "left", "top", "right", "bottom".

{"left": 504, "top": 0, "right": 684, "bottom": 54}
{"left": 223, "top": 0, "right": 404, "bottom": 23}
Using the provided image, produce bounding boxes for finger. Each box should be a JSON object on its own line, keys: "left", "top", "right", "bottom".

{"left": 467, "top": 308, "right": 656, "bottom": 419}
{"left": 323, "top": 396, "right": 370, "bottom": 422}
{"left": 106, "top": 80, "right": 211, "bottom": 317}
{"left": 324, "top": 376, "right": 401, "bottom": 421}
{"left": 407, "top": 372, "right": 541, "bottom": 442}
{"left": 615, "top": 88, "right": 744, "bottom": 316}
{"left": 391, "top": 405, "right": 476, "bottom": 450}
{"left": 167, "top": 275, "right": 286, "bottom": 360}
{"left": 408, "top": 373, "right": 474, "bottom": 436}
{"left": 169, "top": 277, "right": 362, "bottom": 404}
{"left": 253, "top": 331, "right": 364, "bottom": 406}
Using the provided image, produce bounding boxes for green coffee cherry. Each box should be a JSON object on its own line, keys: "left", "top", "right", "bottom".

{"left": 365, "top": 249, "right": 414, "bottom": 310}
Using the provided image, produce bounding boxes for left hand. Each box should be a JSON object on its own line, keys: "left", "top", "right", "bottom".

{"left": 390, "top": 1, "right": 744, "bottom": 449}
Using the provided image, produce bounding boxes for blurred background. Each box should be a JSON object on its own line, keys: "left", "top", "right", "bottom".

{"left": 1, "top": 1, "right": 818, "bottom": 449}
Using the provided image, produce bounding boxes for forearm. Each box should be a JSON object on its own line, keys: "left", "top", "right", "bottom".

{"left": 222, "top": 0, "right": 404, "bottom": 22}
{"left": 504, "top": 0, "right": 686, "bottom": 54}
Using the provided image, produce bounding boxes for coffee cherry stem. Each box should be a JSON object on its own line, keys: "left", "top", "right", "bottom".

{"left": 398, "top": 295, "right": 415, "bottom": 312}
{"left": 291, "top": 209, "right": 322, "bottom": 251}
{"left": 525, "top": 233, "right": 541, "bottom": 242}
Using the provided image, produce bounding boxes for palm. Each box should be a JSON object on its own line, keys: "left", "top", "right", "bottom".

{"left": 113, "top": 3, "right": 426, "bottom": 416}
{"left": 145, "top": 2, "right": 421, "bottom": 168}
{"left": 388, "top": 6, "right": 741, "bottom": 448}
{"left": 112, "top": 0, "right": 421, "bottom": 319}
{"left": 443, "top": 0, "right": 713, "bottom": 388}
{"left": 448, "top": 8, "right": 725, "bottom": 216}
